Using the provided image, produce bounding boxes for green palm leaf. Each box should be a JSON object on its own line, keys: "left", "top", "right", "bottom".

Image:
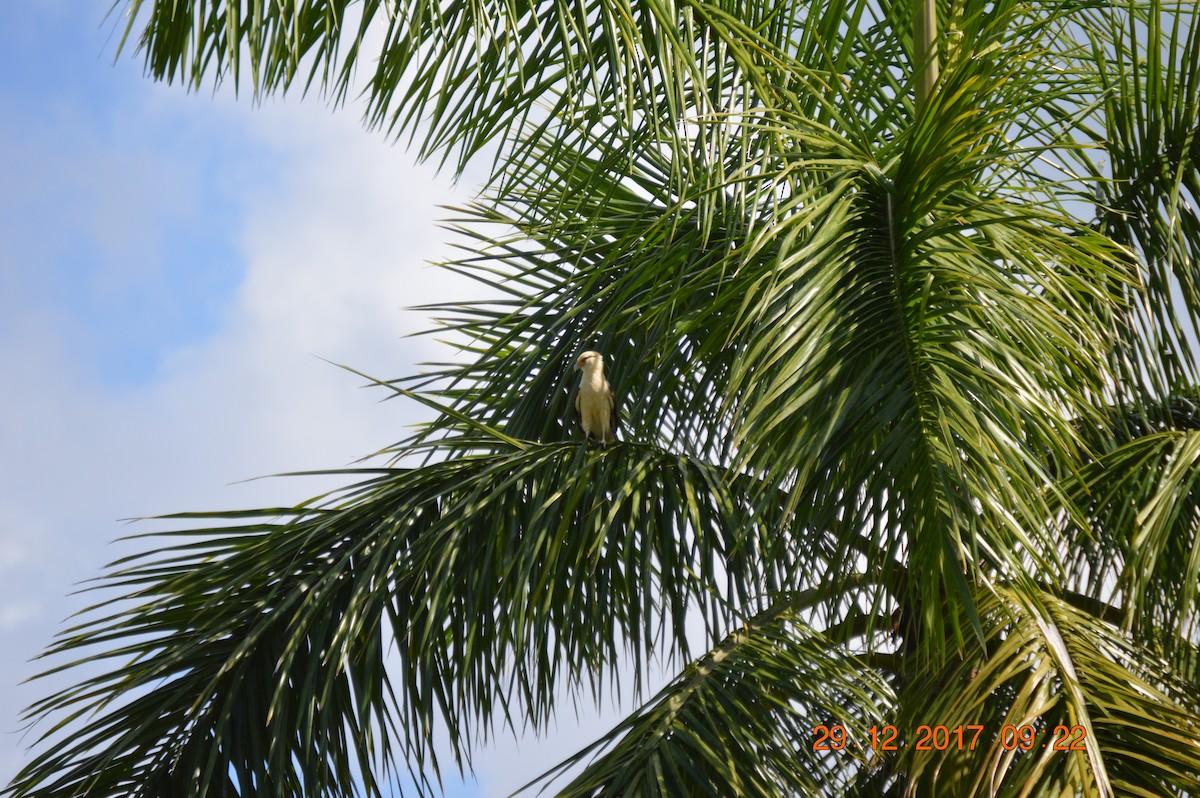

{"left": 1068, "top": 0, "right": 1200, "bottom": 397}
{"left": 1055, "top": 399, "right": 1200, "bottom": 677}
{"left": 7, "top": 422, "right": 814, "bottom": 797}
{"left": 896, "top": 586, "right": 1200, "bottom": 797}
{"left": 537, "top": 598, "right": 892, "bottom": 797}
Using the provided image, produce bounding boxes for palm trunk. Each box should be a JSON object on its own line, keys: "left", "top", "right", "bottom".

{"left": 913, "top": 0, "right": 939, "bottom": 111}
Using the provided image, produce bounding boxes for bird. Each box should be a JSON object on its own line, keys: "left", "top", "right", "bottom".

{"left": 573, "top": 351, "right": 618, "bottom": 445}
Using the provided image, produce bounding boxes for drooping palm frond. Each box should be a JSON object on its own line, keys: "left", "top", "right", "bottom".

{"left": 6, "top": 428, "right": 819, "bottom": 798}
{"left": 894, "top": 586, "right": 1200, "bottom": 797}
{"left": 1054, "top": 413, "right": 1200, "bottom": 679}
{"left": 535, "top": 598, "right": 893, "bottom": 797}
{"left": 1066, "top": 0, "right": 1200, "bottom": 399}
{"left": 116, "top": 0, "right": 842, "bottom": 182}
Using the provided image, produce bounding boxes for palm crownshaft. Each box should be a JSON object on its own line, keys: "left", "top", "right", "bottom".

{"left": 7, "top": 0, "right": 1200, "bottom": 796}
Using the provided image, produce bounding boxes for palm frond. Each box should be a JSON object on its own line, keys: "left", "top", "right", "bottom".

{"left": 895, "top": 586, "right": 1200, "bottom": 797}
{"left": 6, "top": 427, "right": 808, "bottom": 798}
{"left": 1055, "top": 412, "right": 1200, "bottom": 676}
{"left": 117, "top": 0, "right": 840, "bottom": 180}
{"left": 702, "top": 20, "right": 1130, "bottom": 655}
{"left": 535, "top": 597, "right": 893, "bottom": 797}
{"left": 1068, "top": 0, "right": 1200, "bottom": 397}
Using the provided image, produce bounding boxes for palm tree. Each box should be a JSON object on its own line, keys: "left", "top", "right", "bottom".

{"left": 8, "top": 0, "right": 1200, "bottom": 794}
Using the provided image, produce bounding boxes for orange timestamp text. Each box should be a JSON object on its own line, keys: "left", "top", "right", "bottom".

{"left": 811, "top": 724, "right": 1088, "bottom": 752}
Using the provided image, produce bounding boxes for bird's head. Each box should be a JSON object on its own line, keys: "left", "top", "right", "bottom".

{"left": 574, "top": 351, "right": 603, "bottom": 373}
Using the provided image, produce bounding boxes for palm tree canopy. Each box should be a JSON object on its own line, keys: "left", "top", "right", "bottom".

{"left": 7, "top": 0, "right": 1200, "bottom": 795}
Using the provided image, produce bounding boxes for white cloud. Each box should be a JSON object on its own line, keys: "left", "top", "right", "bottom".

{"left": 0, "top": 82, "right": 492, "bottom": 789}
{"left": 132, "top": 95, "right": 481, "bottom": 481}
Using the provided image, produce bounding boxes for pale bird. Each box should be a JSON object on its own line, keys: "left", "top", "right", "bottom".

{"left": 573, "top": 351, "right": 617, "bottom": 444}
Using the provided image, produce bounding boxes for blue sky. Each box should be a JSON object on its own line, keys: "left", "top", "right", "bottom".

{"left": 0, "top": 3, "right": 255, "bottom": 386}
{"left": 0, "top": 3, "right": 636, "bottom": 795}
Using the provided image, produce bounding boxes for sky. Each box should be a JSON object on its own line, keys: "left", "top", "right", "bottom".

{"left": 0, "top": 3, "right": 634, "bottom": 795}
